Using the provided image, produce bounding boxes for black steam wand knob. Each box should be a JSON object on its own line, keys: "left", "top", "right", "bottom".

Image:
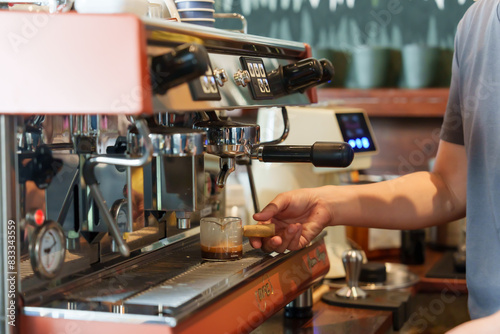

{"left": 151, "top": 43, "right": 209, "bottom": 95}
{"left": 19, "top": 145, "right": 63, "bottom": 189}
{"left": 267, "top": 58, "right": 324, "bottom": 98}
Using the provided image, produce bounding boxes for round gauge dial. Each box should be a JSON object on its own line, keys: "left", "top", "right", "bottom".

{"left": 30, "top": 220, "right": 66, "bottom": 279}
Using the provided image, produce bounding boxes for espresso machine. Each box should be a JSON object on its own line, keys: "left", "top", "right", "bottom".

{"left": 0, "top": 10, "right": 355, "bottom": 334}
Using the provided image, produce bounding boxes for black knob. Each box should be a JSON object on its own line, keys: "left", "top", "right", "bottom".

{"left": 151, "top": 43, "right": 209, "bottom": 95}
{"left": 317, "top": 59, "right": 335, "bottom": 85}
{"left": 257, "top": 142, "right": 354, "bottom": 168}
{"left": 106, "top": 136, "right": 128, "bottom": 155}
{"left": 267, "top": 58, "right": 323, "bottom": 98}
{"left": 20, "top": 145, "right": 63, "bottom": 189}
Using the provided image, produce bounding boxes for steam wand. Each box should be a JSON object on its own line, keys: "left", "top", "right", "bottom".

{"left": 83, "top": 119, "right": 153, "bottom": 257}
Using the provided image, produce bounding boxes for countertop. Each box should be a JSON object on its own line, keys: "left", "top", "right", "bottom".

{"left": 252, "top": 248, "right": 470, "bottom": 334}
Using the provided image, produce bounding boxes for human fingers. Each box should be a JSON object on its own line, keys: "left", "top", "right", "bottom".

{"left": 249, "top": 237, "right": 262, "bottom": 249}
{"left": 272, "top": 224, "right": 301, "bottom": 253}
{"left": 253, "top": 192, "right": 294, "bottom": 221}
{"left": 261, "top": 236, "right": 282, "bottom": 253}
{"left": 253, "top": 203, "right": 279, "bottom": 222}
{"left": 275, "top": 224, "right": 300, "bottom": 253}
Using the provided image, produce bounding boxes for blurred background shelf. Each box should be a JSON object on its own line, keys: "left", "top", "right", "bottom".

{"left": 317, "top": 88, "right": 449, "bottom": 118}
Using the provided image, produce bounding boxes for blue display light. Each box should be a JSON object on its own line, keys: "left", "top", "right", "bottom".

{"left": 362, "top": 137, "right": 370, "bottom": 149}
{"left": 355, "top": 138, "right": 362, "bottom": 149}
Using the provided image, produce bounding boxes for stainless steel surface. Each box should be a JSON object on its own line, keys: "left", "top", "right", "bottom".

{"left": 213, "top": 68, "right": 228, "bottom": 87}
{"left": 194, "top": 116, "right": 260, "bottom": 186}
{"left": 0, "top": 115, "right": 19, "bottom": 334}
{"left": 22, "top": 235, "right": 311, "bottom": 325}
{"left": 213, "top": 13, "right": 248, "bottom": 34}
{"left": 125, "top": 251, "right": 262, "bottom": 310}
{"left": 234, "top": 69, "right": 251, "bottom": 87}
{"left": 175, "top": 211, "right": 192, "bottom": 229}
{"left": 335, "top": 250, "right": 367, "bottom": 299}
{"left": 85, "top": 119, "right": 154, "bottom": 256}
{"left": 286, "top": 288, "right": 313, "bottom": 308}
{"left": 145, "top": 17, "right": 312, "bottom": 113}
{"left": 327, "top": 263, "right": 420, "bottom": 291}
{"left": 153, "top": 54, "right": 311, "bottom": 112}
{"left": 217, "top": 157, "right": 236, "bottom": 187}
{"left": 155, "top": 154, "right": 205, "bottom": 217}
{"left": 89, "top": 184, "right": 130, "bottom": 257}
{"left": 0, "top": 0, "right": 73, "bottom": 13}
{"left": 89, "top": 119, "right": 153, "bottom": 167}
{"left": 176, "top": 217, "right": 191, "bottom": 230}
{"left": 129, "top": 127, "right": 206, "bottom": 157}
{"left": 195, "top": 120, "right": 259, "bottom": 157}
{"left": 142, "top": 17, "right": 306, "bottom": 56}
{"left": 256, "top": 107, "right": 290, "bottom": 147}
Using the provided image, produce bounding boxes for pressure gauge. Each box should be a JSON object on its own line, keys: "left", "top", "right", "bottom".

{"left": 29, "top": 220, "right": 66, "bottom": 279}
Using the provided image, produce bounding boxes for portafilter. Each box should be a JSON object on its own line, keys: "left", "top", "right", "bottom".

{"left": 194, "top": 109, "right": 354, "bottom": 188}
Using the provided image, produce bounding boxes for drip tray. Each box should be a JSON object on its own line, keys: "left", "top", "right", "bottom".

{"left": 125, "top": 256, "right": 263, "bottom": 312}
{"left": 53, "top": 237, "right": 271, "bottom": 323}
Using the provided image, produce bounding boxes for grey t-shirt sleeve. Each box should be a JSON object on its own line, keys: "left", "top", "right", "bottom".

{"left": 440, "top": 33, "right": 465, "bottom": 146}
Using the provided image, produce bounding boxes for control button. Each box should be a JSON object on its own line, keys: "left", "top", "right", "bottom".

{"left": 263, "top": 79, "right": 270, "bottom": 93}
{"left": 234, "top": 69, "right": 251, "bottom": 87}
{"left": 209, "top": 76, "right": 218, "bottom": 93}
{"left": 257, "top": 79, "right": 264, "bottom": 93}
{"left": 188, "top": 64, "right": 221, "bottom": 101}
{"left": 213, "top": 68, "right": 228, "bottom": 87}
{"left": 248, "top": 63, "right": 256, "bottom": 77}
{"left": 258, "top": 63, "right": 266, "bottom": 77}
{"left": 201, "top": 76, "right": 211, "bottom": 94}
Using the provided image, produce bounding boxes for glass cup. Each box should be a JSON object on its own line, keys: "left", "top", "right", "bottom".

{"left": 200, "top": 217, "right": 242, "bottom": 261}
{"left": 148, "top": 3, "right": 164, "bottom": 18}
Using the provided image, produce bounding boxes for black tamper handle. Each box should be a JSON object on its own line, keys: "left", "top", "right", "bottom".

{"left": 256, "top": 141, "right": 354, "bottom": 168}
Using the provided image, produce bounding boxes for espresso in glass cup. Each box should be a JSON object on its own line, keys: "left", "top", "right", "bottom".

{"left": 200, "top": 217, "right": 242, "bottom": 261}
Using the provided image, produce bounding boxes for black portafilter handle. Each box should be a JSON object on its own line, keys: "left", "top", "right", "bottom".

{"left": 317, "top": 59, "right": 335, "bottom": 85}
{"left": 255, "top": 142, "right": 354, "bottom": 168}
{"left": 151, "top": 43, "right": 209, "bottom": 95}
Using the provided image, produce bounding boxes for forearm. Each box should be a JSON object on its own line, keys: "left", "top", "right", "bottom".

{"left": 328, "top": 171, "right": 466, "bottom": 230}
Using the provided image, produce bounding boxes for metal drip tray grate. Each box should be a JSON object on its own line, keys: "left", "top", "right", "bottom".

{"left": 125, "top": 255, "right": 263, "bottom": 310}
{"left": 63, "top": 238, "right": 266, "bottom": 309}
{"left": 66, "top": 245, "right": 203, "bottom": 303}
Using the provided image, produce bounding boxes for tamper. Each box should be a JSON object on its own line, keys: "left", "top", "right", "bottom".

{"left": 322, "top": 250, "right": 414, "bottom": 331}
{"left": 335, "top": 249, "right": 367, "bottom": 299}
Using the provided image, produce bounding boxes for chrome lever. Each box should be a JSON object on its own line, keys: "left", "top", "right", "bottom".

{"left": 83, "top": 119, "right": 153, "bottom": 257}
{"left": 89, "top": 119, "right": 153, "bottom": 167}
{"left": 254, "top": 106, "right": 290, "bottom": 149}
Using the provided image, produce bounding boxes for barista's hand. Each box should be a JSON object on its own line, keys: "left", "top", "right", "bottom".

{"left": 249, "top": 187, "right": 333, "bottom": 253}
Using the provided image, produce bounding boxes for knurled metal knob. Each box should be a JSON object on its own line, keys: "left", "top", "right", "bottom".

{"left": 335, "top": 249, "right": 367, "bottom": 299}
{"left": 213, "top": 68, "right": 228, "bottom": 87}
{"left": 234, "top": 69, "right": 251, "bottom": 87}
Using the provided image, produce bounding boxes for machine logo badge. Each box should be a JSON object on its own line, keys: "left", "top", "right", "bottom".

{"left": 306, "top": 247, "right": 327, "bottom": 271}
{"left": 254, "top": 274, "right": 274, "bottom": 312}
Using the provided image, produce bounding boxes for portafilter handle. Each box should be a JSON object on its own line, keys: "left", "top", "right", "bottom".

{"left": 253, "top": 141, "right": 354, "bottom": 168}
{"left": 335, "top": 249, "right": 367, "bottom": 299}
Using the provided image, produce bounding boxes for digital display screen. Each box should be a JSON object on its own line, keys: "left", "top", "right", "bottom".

{"left": 335, "top": 112, "right": 376, "bottom": 153}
